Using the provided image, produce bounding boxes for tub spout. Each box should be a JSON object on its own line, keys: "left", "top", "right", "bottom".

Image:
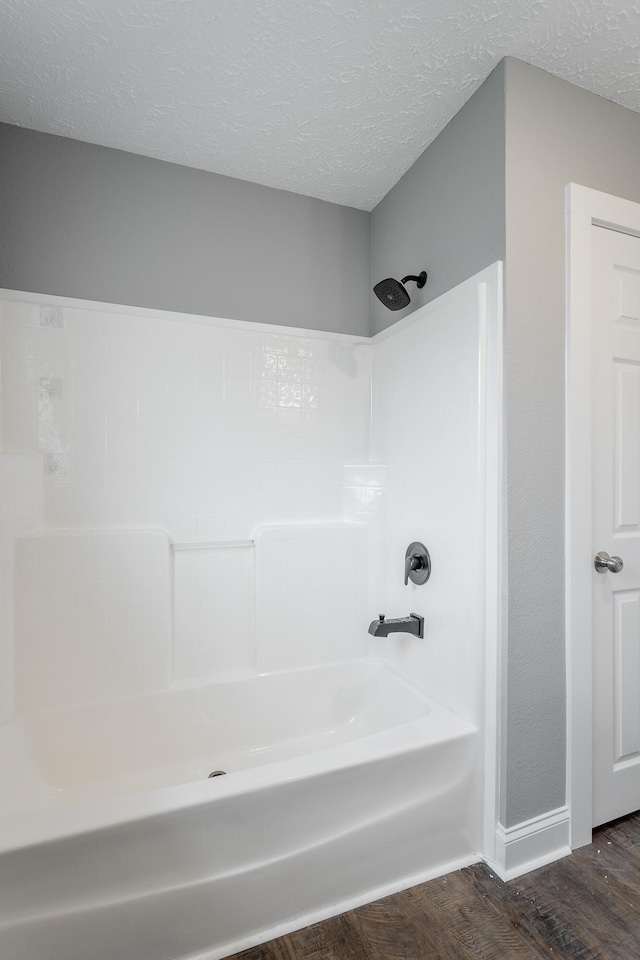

{"left": 368, "top": 613, "right": 424, "bottom": 639}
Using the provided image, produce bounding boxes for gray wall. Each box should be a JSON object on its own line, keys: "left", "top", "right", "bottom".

{"left": 0, "top": 123, "right": 370, "bottom": 336}
{"left": 503, "top": 58, "right": 640, "bottom": 826}
{"left": 371, "top": 56, "right": 640, "bottom": 832}
{"left": 370, "top": 60, "right": 506, "bottom": 335}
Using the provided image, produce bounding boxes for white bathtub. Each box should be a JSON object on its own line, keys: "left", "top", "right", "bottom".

{"left": 0, "top": 659, "right": 480, "bottom": 960}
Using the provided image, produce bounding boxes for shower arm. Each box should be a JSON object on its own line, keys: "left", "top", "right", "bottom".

{"left": 401, "top": 272, "right": 427, "bottom": 289}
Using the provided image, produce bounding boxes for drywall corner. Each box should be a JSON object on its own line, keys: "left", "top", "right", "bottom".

{"left": 370, "top": 60, "right": 506, "bottom": 336}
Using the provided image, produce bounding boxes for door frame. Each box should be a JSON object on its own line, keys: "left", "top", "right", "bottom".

{"left": 566, "top": 184, "right": 640, "bottom": 848}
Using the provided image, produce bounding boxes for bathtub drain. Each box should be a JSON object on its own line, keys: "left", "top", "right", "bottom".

{"left": 208, "top": 770, "right": 227, "bottom": 778}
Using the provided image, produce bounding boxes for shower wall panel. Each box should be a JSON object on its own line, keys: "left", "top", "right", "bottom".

{"left": 15, "top": 529, "right": 171, "bottom": 712}
{"left": 370, "top": 268, "right": 499, "bottom": 723}
{"left": 0, "top": 295, "right": 372, "bottom": 693}
{"left": 255, "top": 522, "right": 369, "bottom": 673}
{"left": 0, "top": 454, "right": 43, "bottom": 721}
{"left": 1, "top": 276, "right": 496, "bottom": 711}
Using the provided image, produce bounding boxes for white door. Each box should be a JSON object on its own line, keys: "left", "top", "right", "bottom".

{"left": 592, "top": 224, "right": 640, "bottom": 826}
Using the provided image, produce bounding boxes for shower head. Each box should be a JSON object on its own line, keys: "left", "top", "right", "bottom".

{"left": 373, "top": 271, "right": 427, "bottom": 311}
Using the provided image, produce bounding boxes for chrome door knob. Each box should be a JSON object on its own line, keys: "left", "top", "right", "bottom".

{"left": 594, "top": 551, "right": 624, "bottom": 574}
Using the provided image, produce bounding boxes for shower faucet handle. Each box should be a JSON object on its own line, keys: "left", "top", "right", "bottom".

{"left": 404, "top": 542, "right": 431, "bottom": 586}
{"left": 404, "top": 554, "right": 422, "bottom": 584}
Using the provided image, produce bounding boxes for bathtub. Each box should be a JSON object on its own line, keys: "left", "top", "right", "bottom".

{"left": 0, "top": 658, "right": 480, "bottom": 960}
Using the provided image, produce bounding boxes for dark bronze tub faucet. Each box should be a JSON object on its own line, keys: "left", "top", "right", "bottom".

{"left": 368, "top": 541, "right": 431, "bottom": 638}
{"left": 368, "top": 613, "right": 424, "bottom": 639}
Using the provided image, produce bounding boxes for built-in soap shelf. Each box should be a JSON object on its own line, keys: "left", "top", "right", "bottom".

{"left": 170, "top": 539, "right": 255, "bottom": 552}
{"left": 16, "top": 527, "right": 256, "bottom": 553}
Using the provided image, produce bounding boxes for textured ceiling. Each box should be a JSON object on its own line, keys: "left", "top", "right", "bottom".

{"left": 0, "top": 0, "right": 639, "bottom": 210}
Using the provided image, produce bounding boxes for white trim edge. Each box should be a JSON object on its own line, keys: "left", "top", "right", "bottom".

{"left": 486, "top": 806, "right": 571, "bottom": 882}
{"left": 480, "top": 263, "right": 505, "bottom": 869}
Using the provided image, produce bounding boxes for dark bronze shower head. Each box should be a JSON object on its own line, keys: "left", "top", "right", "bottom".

{"left": 373, "top": 271, "right": 427, "bottom": 311}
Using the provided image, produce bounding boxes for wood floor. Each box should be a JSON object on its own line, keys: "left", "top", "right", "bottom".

{"left": 229, "top": 812, "right": 640, "bottom": 960}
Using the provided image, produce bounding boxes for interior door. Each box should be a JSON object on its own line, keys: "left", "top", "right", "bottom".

{"left": 592, "top": 224, "right": 640, "bottom": 826}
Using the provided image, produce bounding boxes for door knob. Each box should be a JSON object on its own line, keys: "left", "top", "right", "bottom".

{"left": 594, "top": 551, "right": 624, "bottom": 574}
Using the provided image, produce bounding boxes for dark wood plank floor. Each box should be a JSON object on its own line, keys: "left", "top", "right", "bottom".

{"left": 229, "top": 812, "right": 640, "bottom": 960}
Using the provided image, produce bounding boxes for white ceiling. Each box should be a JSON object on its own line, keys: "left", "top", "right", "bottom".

{"left": 1, "top": 0, "right": 638, "bottom": 210}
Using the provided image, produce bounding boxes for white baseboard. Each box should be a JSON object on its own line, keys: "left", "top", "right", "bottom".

{"left": 486, "top": 805, "right": 571, "bottom": 881}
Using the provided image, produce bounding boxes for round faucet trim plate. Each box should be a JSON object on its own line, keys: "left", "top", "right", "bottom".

{"left": 404, "top": 542, "right": 431, "bottom": 586}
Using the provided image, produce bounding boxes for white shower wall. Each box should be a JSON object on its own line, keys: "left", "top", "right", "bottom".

{"left": 0, "top": 455, "right": 43, "bottom": 721}
{"left": 0, "top": 296, "right": 372, "bottom": 716}
{"left": 0, "top": 300, "right": 371, "bottom": 535}
{"left": 0, "top": 267, "right": 499, "bottom": 725}
{"left": 369, "top": 268, "right": 500, "bottom": 726}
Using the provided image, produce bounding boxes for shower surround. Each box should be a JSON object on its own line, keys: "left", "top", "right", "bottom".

{"left": 0, "top": 264, "right": 502, "bottom": 959}
{"left": 0, "top": 302, "right": 371, "bottom": 720}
